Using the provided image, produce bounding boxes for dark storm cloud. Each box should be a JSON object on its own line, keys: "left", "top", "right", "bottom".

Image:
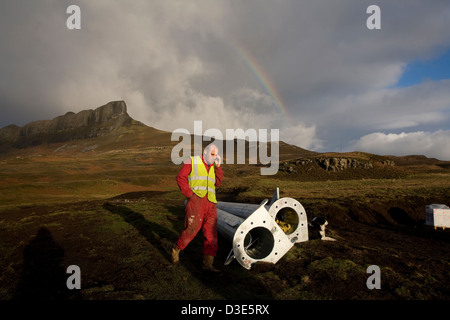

{"left": 1, "top": 0, "right": 450, "bottom": 158}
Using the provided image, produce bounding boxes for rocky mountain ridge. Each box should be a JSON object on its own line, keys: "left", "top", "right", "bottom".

{"left": 1, "top": 100, "right": 448, "bottom": 175}
{"left": 0, "top": 101, "right": 132, "bottom": 148}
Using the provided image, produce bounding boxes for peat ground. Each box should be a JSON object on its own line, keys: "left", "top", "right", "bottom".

{"left": 1, "top": 188, "right": 449, "bottom": 301}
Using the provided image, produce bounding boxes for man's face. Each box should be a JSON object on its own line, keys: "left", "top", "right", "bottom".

{"left": 204, "top": 146, "right": 218, "bottom": 165}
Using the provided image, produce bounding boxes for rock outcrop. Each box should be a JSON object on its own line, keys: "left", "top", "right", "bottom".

{"left": 280, "top": 156, "right": 395, "bottom": 174}
{"left": 315, "top": 157, "right": 374, "bottom": 172}
{"left": 0, "top": 101, "right": 132, "bottom": 148}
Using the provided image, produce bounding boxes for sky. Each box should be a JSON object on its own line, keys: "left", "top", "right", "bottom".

{"left": 1, "top": 0, "right": 450, "bottom": 160}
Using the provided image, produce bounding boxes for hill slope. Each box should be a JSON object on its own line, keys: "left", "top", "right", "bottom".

{"left": 0, "top": 100, "right": 318, "bottom": 163}
{"left": 1, "top": 100, "right": 449, "bottom": 178}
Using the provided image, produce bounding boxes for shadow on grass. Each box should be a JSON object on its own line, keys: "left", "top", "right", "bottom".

{"left": 103, "top": 201, "right": 274, "bottom": 299}
{"left": 13, "top": 227, "right": 81, "bottom": 300}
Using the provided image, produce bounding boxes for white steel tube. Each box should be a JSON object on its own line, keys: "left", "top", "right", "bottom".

{"left": 217, "top": 194, "right": 308, "bottom": 243}
{"left": 216, "top": 201, "right": 294, "bottom": 270}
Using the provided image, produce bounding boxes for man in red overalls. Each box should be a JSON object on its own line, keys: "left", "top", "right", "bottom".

{"left": 172, "top": 144, "right": 223, "bottom": 272}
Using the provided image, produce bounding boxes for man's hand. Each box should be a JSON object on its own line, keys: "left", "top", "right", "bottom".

{"left": 214, "top": 155, "right": 221, "bottom": 168}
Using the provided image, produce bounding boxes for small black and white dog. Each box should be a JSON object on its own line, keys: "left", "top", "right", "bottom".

{"left": 308, "top": 216, "right": 336, "bottom": 241}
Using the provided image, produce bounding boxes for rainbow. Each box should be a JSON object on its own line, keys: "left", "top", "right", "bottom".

{"left": 233, "top": 44, "right": 290, "bottom": 122}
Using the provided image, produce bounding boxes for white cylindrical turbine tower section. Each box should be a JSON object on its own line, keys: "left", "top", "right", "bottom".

{"left": 267, "top": 197, "right": 308, "bottom": 243}
{"left": 217, "top": 197, "right": 308, "bottom": 243}
{"left": 217, "top": 208, "right": 245, "bottom": 243}
{"left": 216, "top": 203, "right": 294, "bottom": 270}
{"left": 216, "top": 202, "right": 261, "bottom": 218}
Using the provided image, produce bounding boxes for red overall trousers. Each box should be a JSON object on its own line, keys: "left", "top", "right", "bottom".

{"left": 176, "top": 194, "right": 218, "bottom": 256}
{"left": 175, "top": 156, "right": 223, "bottom": 256}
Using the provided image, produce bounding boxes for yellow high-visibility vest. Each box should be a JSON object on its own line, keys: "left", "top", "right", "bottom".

{"left": 188, "top": 156, "right": 217, "bottom": 203}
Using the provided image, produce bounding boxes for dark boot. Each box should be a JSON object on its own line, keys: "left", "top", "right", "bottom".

{"left": 202, "top": 255, "right": 220, "bottom": 272}
{"left": 171, "top": 244, "right": 181, "bottom": 264}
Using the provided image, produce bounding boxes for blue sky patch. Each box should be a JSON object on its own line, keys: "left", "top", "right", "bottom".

{"left": 396, "top": 48, "right": 450, "bottom": 87}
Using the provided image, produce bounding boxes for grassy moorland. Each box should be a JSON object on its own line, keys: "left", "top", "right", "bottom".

{"left": 0, "top": 138, "right": 449, "bottom": 301}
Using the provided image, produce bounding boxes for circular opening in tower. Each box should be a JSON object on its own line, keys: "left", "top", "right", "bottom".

{"left": 275, "top": 207, "right": 299, "bottom": 235}
{"left": 244, "top": 227, "right": 274, "bottom": 260}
